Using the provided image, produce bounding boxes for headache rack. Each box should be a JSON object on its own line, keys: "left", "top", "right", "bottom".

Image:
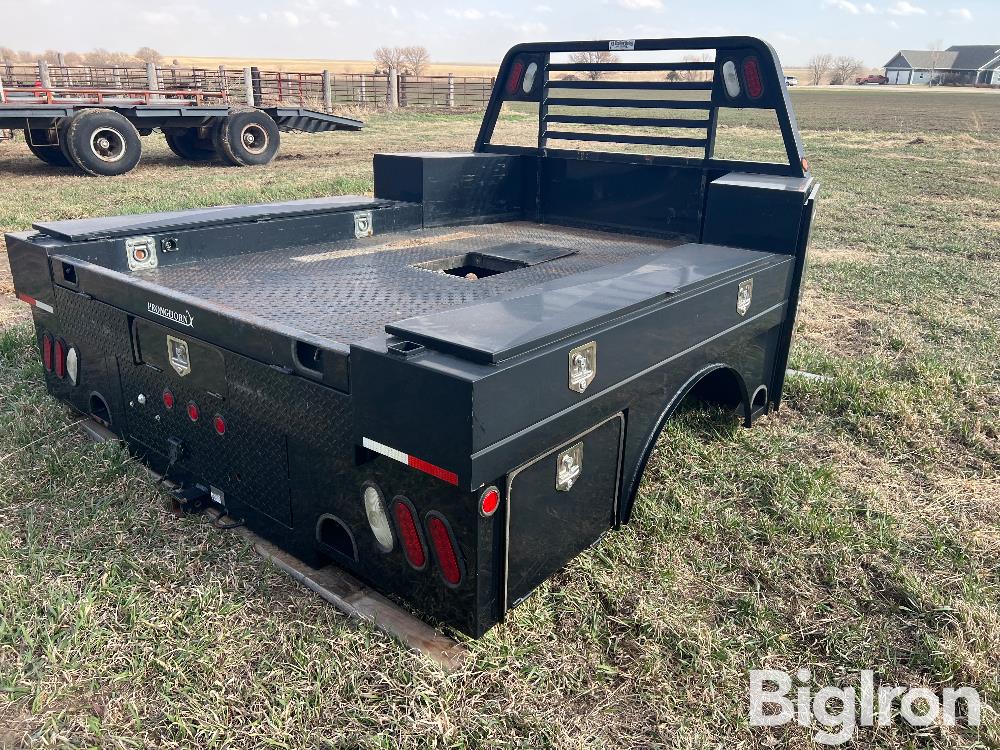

{"left": 476, "top": 36, "right": 808, "bottom": 178}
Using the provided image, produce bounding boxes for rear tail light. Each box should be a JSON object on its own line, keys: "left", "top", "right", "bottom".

{"left": 53, "top": 338, "right": 66, "bottom": 379}
{"left": 41, "top": 333, "right": 53, "bottom": 372}
{"left": 742, "top": 56, "right": 764, "bottom": 99}
{"left": 426, "top": 512, "right": 464, "bottom": 587}
{"left": 392, "top": 497, "right": 427, "bottom": 570}
{"left": 362, "top": 483, "right": 394, "bottom": 552}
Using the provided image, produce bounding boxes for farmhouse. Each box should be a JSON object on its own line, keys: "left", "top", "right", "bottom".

{"left": 883, "top": 45, "right": 1000, "bottom": 85}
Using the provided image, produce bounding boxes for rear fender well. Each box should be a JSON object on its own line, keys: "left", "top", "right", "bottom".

{"left": 619, "top": 363, "right": 749, "bottom": 524}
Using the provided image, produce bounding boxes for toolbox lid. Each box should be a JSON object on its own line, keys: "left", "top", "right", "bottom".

{"left": 386, "top": 243, "right": 777, "bottom": 363}
{"left": 33, "top": 195, "right": 391, "bottom": 242}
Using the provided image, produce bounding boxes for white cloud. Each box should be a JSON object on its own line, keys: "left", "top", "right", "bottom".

{"left": 282, "top": 10, "right": 301, "bottom": 26}
{"left": 534, "top": 4, "right": 553, "bottom": 11}
{"left": 773, "top": 31, "right": 800, "bottom": 44}
{"left": 319, "top": 12, "right": 339, "bottom": 28}
{"left": 617, "top": 0, "right": 663, "bottom": 9}
{"left": 887, "top": 1, "right": 926, "bottom": 15}
{"left": 237, "top": 13, "right": 251, "bottom": 23}
{"left": 388, "top": 4, "right": 400, "bottom": 18}
{"left": 445, "top": 7, "right": 485, "bottom": 19}
{"left": 948, "top": 7, "right": 973, "bottom": 21}
{"left": 822, "top": 0, "right": 877, "bottom": 14}
{"left": 141, "top": 10, "right": 178, "bottom": 25}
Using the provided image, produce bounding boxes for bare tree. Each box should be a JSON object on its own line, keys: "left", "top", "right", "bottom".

{"left": 135, "top": 47, "right": 163, "bottom": 64}
{"left": 0, "top": 47, "right": 16, "bottom": 63}
{"left": 374, "top": 46, "right": 406, "bottom": 73}
{"left": 401, "top": 46, "right": 430, "bottom": 76}
{"left": 807, "top": 53, "right": 833, "bottom": 86}
{"left": 927, "top": 39, "right": 943, "bottom": 86}
{"left": 680, "top": 53, "right": 713, "bottom": 82}
{"left": 41, "top": 49, "right": 62, "bottom": 64}
{"left": 567, "top": 50, "right": 619, "bottom": 81}
{"left": 829, "top": 56, "right": 864, "bottom": 85}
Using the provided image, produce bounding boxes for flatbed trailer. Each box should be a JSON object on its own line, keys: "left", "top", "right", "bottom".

{"left": 0, "top": 87, "right": 362, "bottom": 175}
{"left": 9, "top": 36, "right": 819, "bottom": 638}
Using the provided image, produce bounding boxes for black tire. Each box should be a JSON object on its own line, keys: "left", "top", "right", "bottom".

{"left": 63, "top": 109, "right": 142, "bottom": 176}
{"left": 212, "top": 107, "right": 280, "bottom": 166}
{"left": 23, "top": 128, "right": 73, "bottom": 167}
{"left": 164, "top": 128, "right": 216, "bottom": 162}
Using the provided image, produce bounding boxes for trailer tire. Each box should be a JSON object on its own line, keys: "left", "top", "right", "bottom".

{"left": 23, "top": 128, "right": 73, "bottom": 167}
{"left": 63, "top": 109, "right": 142, "bottom": 176}
{"left": 164, "top": 128, "right": 216, "bottom": 162}
{"left": 213, "top": 107, "right": 280, "bottom": 166}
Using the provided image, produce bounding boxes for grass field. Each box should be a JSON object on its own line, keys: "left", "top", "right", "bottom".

{"left": 1, "top": 88, "right": 998, "bottom": 748}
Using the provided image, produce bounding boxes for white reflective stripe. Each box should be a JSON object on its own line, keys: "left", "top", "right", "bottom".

{"left": 35, "top": 300, "right": 54, "bottom": 313}
{"left": 362, "top": 437, "right": 409, "bottom": 465}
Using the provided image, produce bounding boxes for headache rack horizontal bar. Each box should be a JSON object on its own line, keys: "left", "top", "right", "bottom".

{"left": 548, "top": 80, "right": 714, "bottom": 91}
{"left": 548, "top": 61, "right": 716, "bottom": 72}
{"left": 543, "top": 130, "right": 709, "bottom": 148}
{"left": 545, "top": 97, "right": 713, "bottom": 110}
{"left": 543, "top": 114, "right": 709, "bottom": 129}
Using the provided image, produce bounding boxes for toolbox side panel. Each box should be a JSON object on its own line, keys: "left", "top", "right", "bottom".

{"left": 505, "top": 414, "right": 623, "bottom": 611}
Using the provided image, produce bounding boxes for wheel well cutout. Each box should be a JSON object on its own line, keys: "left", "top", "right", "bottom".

{"left": 682, "top": 367, "right": 746, "bottom": 413}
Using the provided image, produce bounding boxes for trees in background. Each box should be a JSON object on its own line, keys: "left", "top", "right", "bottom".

{"left": 829, "top": 56, "right": 864, "bottom": 85}
{"left": 567, "top": 50, "right": 620, "bottom": 81}
{"left": 374, "top": 45, "right": 431, "bottom": 75}
{"left": 0, "top": 47, "right": 161, "bottom": 66}
{"left": 807, "top": 54, "right": 833, "bottom": 86}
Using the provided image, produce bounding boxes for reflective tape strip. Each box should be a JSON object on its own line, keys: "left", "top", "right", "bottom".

{"left": 16, "top": 292, "right": 54, "bottom": 313}
{"left": 362, "top": 437, "right": 459, "bottom": 486}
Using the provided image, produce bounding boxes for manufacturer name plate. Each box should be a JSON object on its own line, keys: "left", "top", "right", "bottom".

{"left": 609, "top": 39, "right": 636, "bottom": 51}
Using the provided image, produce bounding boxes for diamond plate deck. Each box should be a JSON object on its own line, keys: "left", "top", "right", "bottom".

{"left": 134, "top": 222, "right": 682, "bottom": 346}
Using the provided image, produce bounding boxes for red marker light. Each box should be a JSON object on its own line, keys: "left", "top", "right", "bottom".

{"left": 480, "top": 486, "right": 500, "bottom": 517}
{"left": 186, "top": 401, "right": 200, "bottom": 422}
{"left": 393, "top": 498, "right": 427, "bottom": 570}
{"left": 427, "top": 514, "right": 463, "bottom": 586}
{"left": 42, "top": 333, "right": 53, "bottom": 372}
{"left": 162, "top": 389, "right": 175, "bottom": 409}
{"left": 213, "top": 415, "right": 226, "bottom": 436}
{"left": 54, "top": 339, "right": 66, "bottom": 379}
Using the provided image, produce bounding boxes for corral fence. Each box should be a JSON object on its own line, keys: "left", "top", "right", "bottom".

{"left": 0, "top": 60, "right": 496, "bottom": 111}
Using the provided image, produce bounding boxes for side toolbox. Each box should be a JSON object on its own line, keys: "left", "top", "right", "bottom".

{"left": 504, "top": 414, "right": 624, "bottom": 611}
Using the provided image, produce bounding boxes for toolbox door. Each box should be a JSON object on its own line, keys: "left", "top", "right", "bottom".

{"left": 504, "top": 414, "right": 624, "bottom": 611}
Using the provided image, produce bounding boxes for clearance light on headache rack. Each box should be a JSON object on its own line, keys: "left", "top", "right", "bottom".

{"left": 186, "top": 401, "right": 200, "bottom": 422}
{"left": 162, "top": 389, "right": 175, "bottom": 409}
{"left": 213, "top": 415, "right": 227, "bottom": 436}
{"left": 742, "top": 56, "right": 764, "bottom": 100}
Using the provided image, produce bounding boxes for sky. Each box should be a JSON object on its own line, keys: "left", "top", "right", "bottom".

{"left": 1, "top": 0, "right": 997, "bottom": 67}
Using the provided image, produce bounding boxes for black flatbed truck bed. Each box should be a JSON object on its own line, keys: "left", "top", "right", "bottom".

{"left": 9, "top": 36, "right": 819, "bottom": 638}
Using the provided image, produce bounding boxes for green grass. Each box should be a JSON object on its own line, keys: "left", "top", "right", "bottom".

{"left": 1, "top": 92, "right": 999, "bottom": 748}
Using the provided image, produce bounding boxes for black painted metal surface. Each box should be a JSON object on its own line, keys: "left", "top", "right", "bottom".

{"left": 6, "top": 35, "right": 819, "bottom": 639}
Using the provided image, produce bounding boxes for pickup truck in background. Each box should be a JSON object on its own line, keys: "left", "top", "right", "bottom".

{"left": 8, "top": 36, "right": 819, "bottom": 637}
